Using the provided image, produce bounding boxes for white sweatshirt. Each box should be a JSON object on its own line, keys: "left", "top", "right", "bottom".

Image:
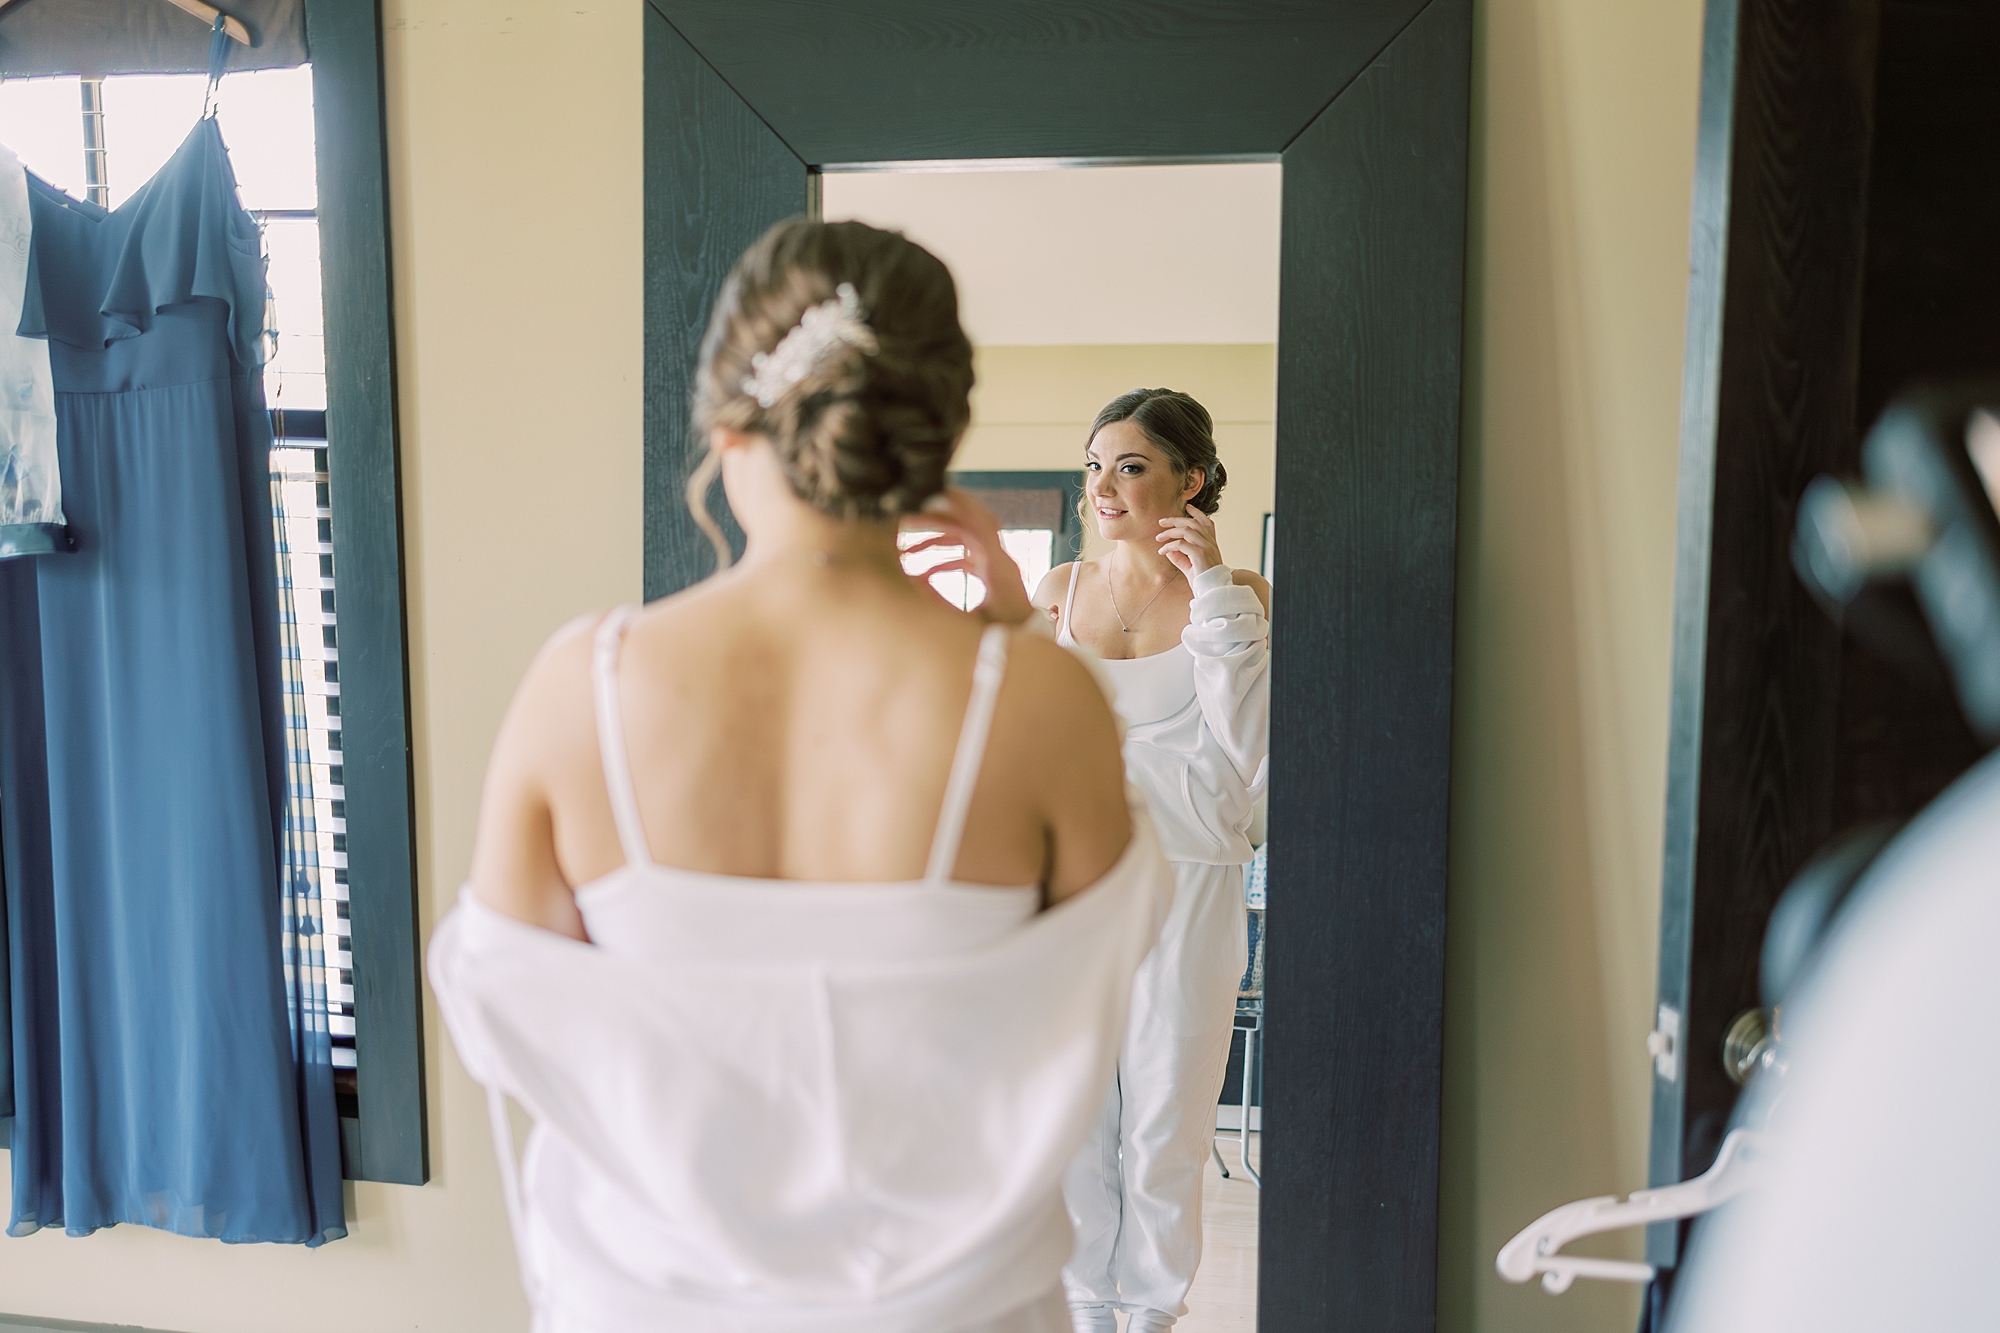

{"left": 1065, "top": 566, "right": 1270, "bottom": 866}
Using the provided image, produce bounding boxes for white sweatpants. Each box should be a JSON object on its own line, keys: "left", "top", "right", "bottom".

{"left": 1061, "top": 860, "right": 1248, "bottom": 1321}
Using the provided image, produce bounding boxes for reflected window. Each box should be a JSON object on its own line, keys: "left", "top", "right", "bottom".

{"left": 901, "top": 470, "right": 1085, "bottom": 609}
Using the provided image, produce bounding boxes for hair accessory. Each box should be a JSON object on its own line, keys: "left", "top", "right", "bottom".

{"left": 742, "top": 282, "right": 879, "bottom": 409}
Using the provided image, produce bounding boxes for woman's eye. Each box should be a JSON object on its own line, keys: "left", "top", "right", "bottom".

{"left": 1121, "top": 464, "right": 1143, "bottom": 475}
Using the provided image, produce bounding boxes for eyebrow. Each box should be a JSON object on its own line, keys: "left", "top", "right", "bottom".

{"left": 1085, "top": 447, "right": 1151, "bottom": 463}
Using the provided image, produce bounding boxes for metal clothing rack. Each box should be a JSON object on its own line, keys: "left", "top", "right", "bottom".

{"left": 1214, "top": 866, "right": 1266, "bottom": 1188}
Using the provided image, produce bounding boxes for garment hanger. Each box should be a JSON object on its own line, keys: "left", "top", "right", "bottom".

{"left": 165, "top": 0, "right": 252, "bottom": 46}
{"left": 0, "top": 0, "right": 253, "bottom": 46}
{"left": 1495, "top": 1128, "right": 1765, "bottom": 1294}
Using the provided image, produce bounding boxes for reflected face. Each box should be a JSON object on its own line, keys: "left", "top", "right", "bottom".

{"left": 1084, "top": 420, "right": 1202, "bottom": 541}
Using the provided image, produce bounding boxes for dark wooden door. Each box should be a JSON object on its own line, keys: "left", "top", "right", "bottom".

{"left": 1651, "top": 0, "right": 1999, "bottom": 1271}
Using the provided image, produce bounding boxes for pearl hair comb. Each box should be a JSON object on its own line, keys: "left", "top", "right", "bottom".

{"left": 741, "top": 282, "right": 879, "bottom": 409}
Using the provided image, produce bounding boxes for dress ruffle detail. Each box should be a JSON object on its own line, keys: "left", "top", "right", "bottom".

{"left": 18, "top": 118, "right": 268, "bottom": 369}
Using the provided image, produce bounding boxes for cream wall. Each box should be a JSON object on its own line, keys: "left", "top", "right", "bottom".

{"left": 964, "top": 345, "right": 1276, "bottom": 575}
{"left": 1440, "top": 2, "right": 1701, "bottom": 1331}
{"left": 822, "top": 164, "right": 1280, "bottom": 346}
{"left": 0, "top": 3, "right": 640, "bottom": 1329}
{"left": 0, "top": 2, "right": 1704, "bottom": 1330}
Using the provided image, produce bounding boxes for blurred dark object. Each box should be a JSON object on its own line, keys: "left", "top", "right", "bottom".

{"left": 1795, "top": 385, "right": 2000, "bottom": 742}
{"left": 1759, "top": 820, "right": 1901, "bottom": 1011}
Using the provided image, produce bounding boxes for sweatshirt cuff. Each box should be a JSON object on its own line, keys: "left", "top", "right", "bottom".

{"left": 1189, "top": 565, "right": 1236, "bottom": 597}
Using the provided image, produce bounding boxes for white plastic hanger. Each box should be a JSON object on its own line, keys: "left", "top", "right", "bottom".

{"left": 1496, "top": 1128, "right": 1765, "bottom": 1294}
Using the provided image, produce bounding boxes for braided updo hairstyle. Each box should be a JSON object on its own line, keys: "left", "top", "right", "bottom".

{"left": 1088, "top": 388, "right": 1227, "bottom": 514}
{"left": 690, "top": 218, "right": 974, "bottom": 564}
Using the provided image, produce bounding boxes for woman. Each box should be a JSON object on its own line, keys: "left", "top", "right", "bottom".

{"left": 427, "top": 220, "right": 1173, "bottom": 1332}
{"left": 1033, "top": 389, "right": 1272, "bottom": 1333}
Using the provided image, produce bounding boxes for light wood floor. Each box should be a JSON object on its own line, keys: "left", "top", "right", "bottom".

{"left": 1172, "top": 1131, "right": 1260, "bottom": 1332}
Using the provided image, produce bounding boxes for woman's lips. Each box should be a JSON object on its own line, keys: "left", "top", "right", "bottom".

{"left": 1095, "top": 505, "right": 1126, "bottom": 518}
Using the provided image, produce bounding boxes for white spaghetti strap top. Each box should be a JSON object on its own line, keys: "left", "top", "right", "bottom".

{"left": 1052, "top": 563, "right": 1197, "bottom": 729}
{"left": 925, "top": 623, "right": 1011, "bottom": 881}
{"left": 432, "top": 608, "right": 1175, "bottom": 1333}
{"left": 590, "top": 607, "right": 1012, "bottom": 886}
{"left": 430, "top": 607, "right": 1181, "bottom": 1333}
{"left": 1057, "top": 561, "right": 1083, "bottom": 648}
{"left": 591, "top": 605, "right": 653, "bottom": 867}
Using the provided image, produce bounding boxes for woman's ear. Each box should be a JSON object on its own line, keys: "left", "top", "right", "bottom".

{"left": 1180, "top": 467, "right": 1206, "bottom": 504}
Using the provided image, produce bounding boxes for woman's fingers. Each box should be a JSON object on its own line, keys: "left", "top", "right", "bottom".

{"left": 1158, "top": 530, "right": 1218, "bottom": 578}
{"left": 1158, "top": 509, "right": 1222, "bottom": 574}
{"left": 901, "top": 532, "right": 966, "bottom": 556}
{"left": 1159, "top": 509, "right": 1219, "bottom": 548}
{"left": 911, "top": 492, "right": 1036, "bottom": 626}
{"left": 928, "top": 487, "right": 1005, "bottom": 538}
{"left": 1156, "top": 530, "right": 1217, "bottom": 555}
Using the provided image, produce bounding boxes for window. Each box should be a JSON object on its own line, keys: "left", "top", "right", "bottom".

{"left": 271, "top": 423, "right": 356, "bottom": 1107}
{"left": 901, "top": 470, "right": 1086, "bottom": 609}
{"left": 5, "top": 62, "right": 357, "bottom": 1113}
{"left": 0, "top": 3, "right": 423, "bottom": 1183}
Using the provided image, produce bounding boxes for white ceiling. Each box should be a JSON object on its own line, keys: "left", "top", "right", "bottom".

{"left": 822, "top": 162, "right": 1282, "bottom": 347}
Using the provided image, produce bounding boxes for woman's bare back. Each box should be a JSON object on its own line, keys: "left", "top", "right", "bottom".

{"left": 470, "top": 560, "right": 1131, "bottom": 939}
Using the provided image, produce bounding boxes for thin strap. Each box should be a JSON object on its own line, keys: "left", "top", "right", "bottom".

{"left": 1059, "top": 561, "right": 1082, "bottom": 642}
{"left": 485, "top": 1086, "right": 542, "bottom": 1305}
{"left": 591, "top": 606, "right": 653, "bottom": 867}
{"left": 924, "top": 624, "right": 1011, "bottom": 884}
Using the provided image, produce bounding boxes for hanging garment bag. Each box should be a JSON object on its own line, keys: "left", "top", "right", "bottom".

{"left": 0, "top": 140, "right": 66, "bottom": 558}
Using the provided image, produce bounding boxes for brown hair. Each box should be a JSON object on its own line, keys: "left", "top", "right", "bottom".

{"left": 1087, "top": 388, "right": 1227, "bottom": 516}
{"left": 689, "top": 218, "right": 975, "bottom": 564}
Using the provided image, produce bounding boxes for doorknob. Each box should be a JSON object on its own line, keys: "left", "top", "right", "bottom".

{"left": 1722, "top": 1007, "right": 1776, "bottom": 1085}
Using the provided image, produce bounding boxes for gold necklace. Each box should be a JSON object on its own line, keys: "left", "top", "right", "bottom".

{"left": 1106, "top": 562, "right": 1171, "bottom": 633}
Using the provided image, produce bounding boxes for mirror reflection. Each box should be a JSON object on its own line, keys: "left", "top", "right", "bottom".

{"left": 830, "top": 163, "right": 1278, "bottom": 1331}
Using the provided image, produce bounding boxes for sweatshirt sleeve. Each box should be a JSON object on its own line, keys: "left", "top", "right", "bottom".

{"left": 1181, "top": 565, "right": 1270, "bottom": 795}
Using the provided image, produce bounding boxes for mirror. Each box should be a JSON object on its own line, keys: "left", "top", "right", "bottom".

{"left": 826, "top": 161, "right": 1278, "bottom": 1330}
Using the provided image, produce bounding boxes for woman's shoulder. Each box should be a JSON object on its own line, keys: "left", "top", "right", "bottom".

{"left": 1032, "top": 559, "right": 1086, "bottom": 601}
{"left": 514, "top": 609, "right": 609, "bottom": 696}
{"left": 508, "top": 598, "right": 705, "bottom": 739}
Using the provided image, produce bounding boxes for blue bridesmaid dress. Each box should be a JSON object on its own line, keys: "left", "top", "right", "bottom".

{"left": 0, "top": 116, "right": 343, "bottom": 1245}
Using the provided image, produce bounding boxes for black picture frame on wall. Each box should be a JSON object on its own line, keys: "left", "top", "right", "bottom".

{"left": 642, "top": 2, "right": 1472, "bottom": 1328}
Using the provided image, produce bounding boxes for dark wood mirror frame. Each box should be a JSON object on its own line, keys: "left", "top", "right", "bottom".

{"left": 640, "top": 3, "right": 1471, "bottom": 1327}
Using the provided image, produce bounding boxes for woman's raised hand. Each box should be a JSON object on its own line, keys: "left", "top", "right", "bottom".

{"left": 900, "top": 487, "right": 1037, "bottom": 625}
{"left": 1157, "top": 505, "right": 1223, "bottom": 579}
